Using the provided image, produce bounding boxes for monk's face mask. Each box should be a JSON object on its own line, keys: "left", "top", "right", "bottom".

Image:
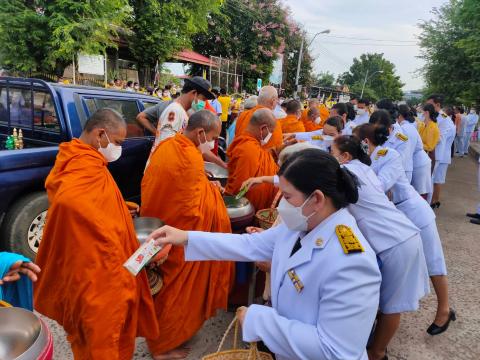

{"left": 260, "top": 126, "right": 272, "bottom": 146}
{"left": 98, "top": 131, "right": 122, "bottom": 162}
{"left": 197, "top": 130, "right": 215, "bottom": 154}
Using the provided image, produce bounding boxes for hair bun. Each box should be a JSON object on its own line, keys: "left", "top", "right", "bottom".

{"left": 337, "top": 167, "right": 359, "bottom": 204}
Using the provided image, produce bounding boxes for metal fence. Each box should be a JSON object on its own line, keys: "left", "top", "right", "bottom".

{"left": 209, "top": 56, "right": 243, "bottom": 94}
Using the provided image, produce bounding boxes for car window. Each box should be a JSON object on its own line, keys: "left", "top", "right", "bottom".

{"left": 0, "top": 87, "right": 32, "bottom": 127}
{"left": 143, "top": 101, "right": 158, "bottom": 109}
{"left": 33, "top": 90, "right": 60, "bottom": 132}
{"left": 93, "top": 98, "right": 143, "bottom": 138}
{"left": 0, "top": 87, "right": 60, "bottom": 133}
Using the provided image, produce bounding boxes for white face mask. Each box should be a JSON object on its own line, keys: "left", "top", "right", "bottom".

{"left": 418, "top": 112, "right": 425, "bottom": 121}
{"left": 98, "top": 132, "right": 122, "bottom": 162}
{"left": 260, "top": 127, "right": 272, "bottom": 146}
{"left": 353, "top": 104, "right": 358, "bottom": 111}
{"left": 470, "top": 109, "right": 475, "bottom": 114}
{"left": 356, "top": 108, "right": 367, "bottom": 116}
{"left": 198, "top": 131, "right": 215, "bottom": 154}
{"left": 277, "top": 194, "right": 316, "bottom": 231}
{"left": 314, "top": 117, "right": 321, "bottom": 125}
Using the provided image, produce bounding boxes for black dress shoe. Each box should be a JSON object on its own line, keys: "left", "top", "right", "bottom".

{"left": 471, "top": 218, "right": 480, "bottom": 225}
{"left": 427, "top": 309, "right": 456, "bottom": 335}
{"left": 466, "top": 213, "right": 480, "bottom": 219}
{"left": 430, "top": 202, "right": 441, "bottom": 209}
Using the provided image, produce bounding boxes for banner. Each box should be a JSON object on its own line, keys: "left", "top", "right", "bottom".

{"left": 269, "top": 54, "right": 283, "bottom": 85}
{"left": 78, "top": 54, "right": 105, "bottom": 76}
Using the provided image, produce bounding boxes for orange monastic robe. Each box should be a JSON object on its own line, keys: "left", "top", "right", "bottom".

{"left": 34, "top": 139, "right": 158, "bottom": 360}
{"left": 141, "top": 133, "right": 234, "bottom": 354}
{"left": 235, "top": 105, "right": 283, "bottom": 149}
{"left": 225, "top": 132, "right": 279, "bottom": 210}
{"left": 319, "top": 103, "right": 330, "bottom": 126}
{"left": 280, "top": 114, "right": 306, "bottom": 133}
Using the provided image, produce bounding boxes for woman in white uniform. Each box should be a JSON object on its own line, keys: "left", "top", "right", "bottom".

{"left": 149, "top": 149, "right": 382, "bottom": 360}
{"left": 355, "top": 120, "right": 456, "bottom": 337}
{"left": 397, "top": 104, "right": 432, "bottom": 198}
{"left": 331, "top": 135, "right": 428, "bottom": 360}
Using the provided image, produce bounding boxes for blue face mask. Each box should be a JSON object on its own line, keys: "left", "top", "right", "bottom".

{"left": 192, "top": 99, "right": 206, "bottom": 112}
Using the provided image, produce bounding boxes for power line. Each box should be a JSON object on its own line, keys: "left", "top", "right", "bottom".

{"left": 320, "top": 41, "right": 417, "bottom": 47}
{"left": 321, "top": 35, "right": 417, "bottom": 43}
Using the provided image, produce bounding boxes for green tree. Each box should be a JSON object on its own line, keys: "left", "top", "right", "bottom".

{"left": 191, "top": 0, "right": 292, "bottom": 92}
{"left": 418, "top": 0, "right": 480, "bottom": 104}
{"left": 128, "top": 0, "right": 222, "bottom": 83}
{"left": 0, "top": 0, "right": 131, "bottom": 76}
{"left": 338, "top": 53, "right": 404, "bottom": 101}
{"left": 314, "top": 71, "right": 335, "bottom": 87}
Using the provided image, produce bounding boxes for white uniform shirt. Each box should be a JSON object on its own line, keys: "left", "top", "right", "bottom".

{"left": 185, "top": 208, "right": 381, "bottom": 360}
{"left": 466, "top": 113, "right": 479, "bottom": 133}
{"left": 399, "top": 120, "right": 430, "bottom": 169}
{"left": 354, "top": 111, "right": 370, "bottom": 126}
{"left": 386, "top": 123, "right": 410, "bottom": 172}
{"left": 342, "top": 120, "right": 357, "bottom": 136}
{"left": 294, "top": 130, "right": 333, "bottom": 151}
{"left": 435, "top": 113, "right": 456, "bottom": 164}
{"left": 344, "top": 160, "right": 419, "bottom": 253}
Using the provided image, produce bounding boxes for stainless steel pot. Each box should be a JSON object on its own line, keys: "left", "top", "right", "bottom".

{"left": 223, "top": 195, "right": 255, "bottom": 232}
{"left": 0, "top": 307, "right": 51, "bottom": 360}
{"left": 133, "top": 217, "right": 165, "bottom": 244}
{"left": 205, "top": 162, "right": 228, "bottom": 186}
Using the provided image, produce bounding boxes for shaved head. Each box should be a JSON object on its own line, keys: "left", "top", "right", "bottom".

{"left": 186, "top": 110, "right": 220, "bottom": 132}
{"left": 308, "top": 107, "right": 320, "bottom": 119}
{"left": 83, "top": 108, "right": 126, "bottom": 133}
{"left": 285, "top": 100, "right": 301, "bottom": 115}
{"left": 257, "top": 86, "right": 278, "bottom": 109}
{"left": 249, "top": 108, "right": 276, "bottom": 127}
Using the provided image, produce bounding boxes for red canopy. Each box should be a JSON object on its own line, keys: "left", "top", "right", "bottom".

{"left": 173, "top": 50, "right": 218, "bottom": 67}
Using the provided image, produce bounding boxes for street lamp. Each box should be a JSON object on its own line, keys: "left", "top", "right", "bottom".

{"left": 294, "top": 29, "right": 331, "bottom": 99}
{"left": 360, "top": 70, "right": 384, "bottom": 98}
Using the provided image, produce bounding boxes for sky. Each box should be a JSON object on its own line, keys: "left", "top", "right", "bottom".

{"left": 282, "top": 0, "right": 448, "bottom": 90}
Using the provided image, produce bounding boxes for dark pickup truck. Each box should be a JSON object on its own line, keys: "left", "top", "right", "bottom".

{"left": 0, "top": 77, "right": 161, "bottom": 259}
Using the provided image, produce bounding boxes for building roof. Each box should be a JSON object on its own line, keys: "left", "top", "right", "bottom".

{"left": 173, "top": 50, "right": 218, "bottom": 67}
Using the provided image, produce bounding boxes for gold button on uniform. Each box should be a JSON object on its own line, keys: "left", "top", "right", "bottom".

{"left": 315, "top": 238, "right": 323, "bottom": 247}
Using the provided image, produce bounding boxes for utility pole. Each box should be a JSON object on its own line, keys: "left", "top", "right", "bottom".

{"left": 293, "top": 29, "right": 330, "bottom": 99}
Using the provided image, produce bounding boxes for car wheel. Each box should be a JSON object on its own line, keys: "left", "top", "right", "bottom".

{"left": 0, "top": 192, "right": 49, "bottom": 260}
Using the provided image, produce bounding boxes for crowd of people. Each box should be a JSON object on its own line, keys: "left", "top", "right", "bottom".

{"left": 4, "top": 76, "right": 479, "bottom": 360}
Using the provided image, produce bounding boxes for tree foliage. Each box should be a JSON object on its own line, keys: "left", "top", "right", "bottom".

{"left": 338, "top": 53, "right": 404, "bottom": 101}
{"left": 314, "top": 71, "right": 336, "bottom": 87}
{"left": 128, "top": 0, "right": 222, "bottom": 70}
{"left": 418, "top": 0, "right": 480, "bottom": 104}
{"left": 0, "top": 0, "right": 130, "bottom": 76}
{"left": 191, "top": 0, "right": 309, "bottom": 93}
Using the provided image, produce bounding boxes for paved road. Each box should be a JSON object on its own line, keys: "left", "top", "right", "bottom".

{"left": 42, "top": 155, "right": 480, "bottom": 359}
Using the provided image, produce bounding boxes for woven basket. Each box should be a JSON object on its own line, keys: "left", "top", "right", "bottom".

{"left": 255, "top": 190, "right": 282, "bottom": 230}
{"left": 202, "top": 317, "right": 273, "bottom": 360}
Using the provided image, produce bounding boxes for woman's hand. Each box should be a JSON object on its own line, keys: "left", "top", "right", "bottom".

{"left": 246, "top": 226, "right": 263, "bottom": 234}
{"left": 0, "top": 261, "right": 41, "bottom": 285}
{"left": 149, "top": 225, "right": 188, "bottom": 247}
{"left": 241, "top": 177, "right": 265, "bottom": 192}
{"left": 236, "top": 306, "right": 249, "bottom": 327}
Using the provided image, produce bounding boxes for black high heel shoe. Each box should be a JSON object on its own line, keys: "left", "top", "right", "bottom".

{"left": 430, "top": 202, "right": 441, "bottom": 209}
{"left": 427, "top": 309, "right": 456, "bottom": 335}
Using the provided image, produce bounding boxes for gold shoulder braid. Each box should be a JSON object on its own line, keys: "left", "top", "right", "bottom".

{"left": 375, "top": 148, "right": 388, "bottom": 160}
{"left": 311, "top": 135, "right": 324, "bottom": 141}
{"left": 395, "top": 132, "right": 408, "bottom": 141}
{"left": 287, "top": 269, "right": 304, "bottom": 293}
{"left": 336, "top": 225, "right": 365, "bottom": 254}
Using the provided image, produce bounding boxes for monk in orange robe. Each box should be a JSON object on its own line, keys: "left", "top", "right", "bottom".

{"left": 318, "top": 102, "right": 331, "bottom": 127}
{"left": 226, "top": 108, "right": 279, "bottom": 211}
{"left": 34, "top": 109, "right": 159, "bottom": 360}
{"left": 279, "top": 99, "right": 305, "bottom": 133}
{"left": 141, "top": 110, "right": 234, "bottom": 360}
{"left": 235, "top": 86, "right": 283, "bottom": 150}
{"left": 302, "top": 106, "right": 322, "bottom": 132}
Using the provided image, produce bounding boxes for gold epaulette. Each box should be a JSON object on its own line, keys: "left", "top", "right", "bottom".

{"left": 396, "top": 132, "right": 408, "bottom": 141}
{"left": 311, "top": 135, "right": 324, "bottom": 141}
{"left": 441, "top": 113, "right": 448, "bottom": 118}
{"left": 336, "top": 225, "right": 365, "bottom": 254}
{"left": 375, "top": 148, "right": 388, "bottom": 159}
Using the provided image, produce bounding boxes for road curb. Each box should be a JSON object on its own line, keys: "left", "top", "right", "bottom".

{"left": 469, "top": 142, "right": 480, "bottom": 161}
